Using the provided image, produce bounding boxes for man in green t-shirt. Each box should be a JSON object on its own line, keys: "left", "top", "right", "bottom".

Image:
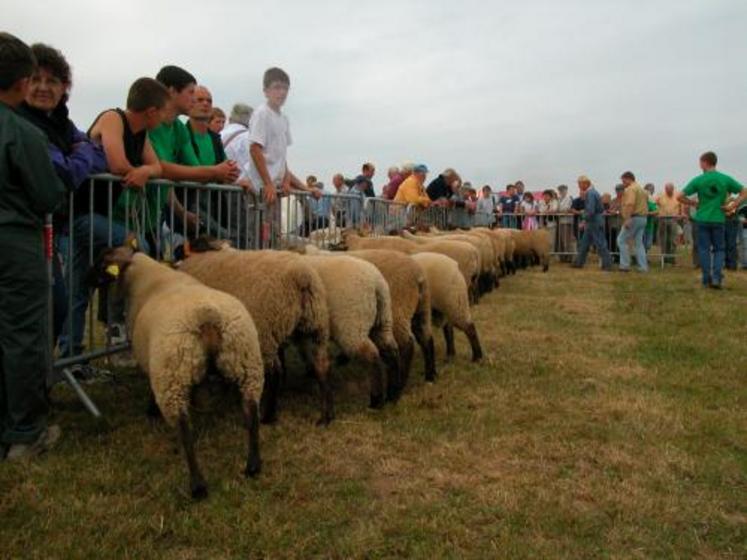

{"left": 678, "top": 151, "right": 747, "bottom": 289}
{"left": 143, "top": 66, "right": 240, "bottom": 244}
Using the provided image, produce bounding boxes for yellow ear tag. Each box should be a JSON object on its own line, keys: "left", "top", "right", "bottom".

{"left": 105, "top": 264, "right": 120, "bottom": 278}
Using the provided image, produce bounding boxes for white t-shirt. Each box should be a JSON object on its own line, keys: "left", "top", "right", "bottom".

{"left": 242, "top": 102, "right": 292, "bottom": 188}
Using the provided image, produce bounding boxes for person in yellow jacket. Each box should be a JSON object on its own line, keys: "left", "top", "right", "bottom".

{"left": 394, "top": 164, "right": 431, "bottom": 207}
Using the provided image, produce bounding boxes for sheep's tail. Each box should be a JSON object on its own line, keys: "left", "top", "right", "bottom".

{"left": 415, "top": 272, "right": 433, "bottom": 339}
{"left": 195, "top": 303, "right": 264, "bottom": 404}
{"left": 291, "top": 266, "right": 330, "bottom": 343}
{"left": 372, "top": 275, "right": 394, "bottom": 337}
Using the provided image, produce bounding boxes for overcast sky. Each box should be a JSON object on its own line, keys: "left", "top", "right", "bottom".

{"left": 6, "top": 0, "right": 747, "bottom": 193}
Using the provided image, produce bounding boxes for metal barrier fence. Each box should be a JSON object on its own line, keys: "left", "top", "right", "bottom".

{"left": 47, "top": 180, "right": 691, "bottom": 416}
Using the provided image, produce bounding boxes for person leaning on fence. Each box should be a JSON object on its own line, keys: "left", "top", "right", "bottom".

{"left": 150, "top": 66, "right": 240, "bottom": 243}
{"left": 475, "top": 185, "right": 497, "bottom": 227}
{"left": 394, "top": 164, "right": 431, "bottom": 207}
{"left": 678, "top": 151, "right": 747, "bottom": 289}
{"left": 642, "top": 183, "right": 658, "bottom": 253}
{"left": 655, "top": 182, "right": 683, "bottom": 265}
{"left": 498, "top": 184, "right": 520, "bottom": 229}
{"left": 183, "top": 84, "right": 243, "bottom": 241}
{"left": 16, "top": 43, "right": 107, "bottom": 347}
{"left": 426, "top": 168, "right": 461, "bottom": 203}
{"left": 616, "top": 171, "right": 649, "bottom": 273}
{"left": 572, "top": 175, "right": 612, "bottom": 270}
{"left": 62, "top": 77, "right": 167, "bottom": 362}
{"left": 0, "top": 33, "right": 67, "bottom": 461}
{"left": 381, "top": 166, "right": 404, "bottom": 200}
{"left": 346, "top": 162, "right": 376, "bottom": 198}
{"left": 538, "top": 189, "right": 559, "bottom": 249}
{"left": 556, "top": 184, "right": 574, "bottom": 262}
{"left": 208, "top": 106, "right": 225, "bottom": 134}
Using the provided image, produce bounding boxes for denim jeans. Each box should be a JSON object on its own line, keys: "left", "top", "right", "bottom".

{"left": 59, "top": 214, "right": 148, "bottom": 357}
{"left": 741, "top": 228, "right": 747, "bottom": 268}
{"left": 697, "top": 222, "right": 725, "bottom": 286}
{"left": 618, "top": 216, "right": 648, "bottom": 271}
{"left": 724, "top": 218, "right": 739, "bottom": 269}
{"left": 574, "top": 217, "right": 612, "bottom": 268}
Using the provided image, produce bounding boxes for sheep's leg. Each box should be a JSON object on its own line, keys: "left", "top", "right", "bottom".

{"left": 177, "top": 414, "right": 208, "bottom": 500}
{"left": 443, "top": 324, "right": 456, "bottom": 360}
{"left": 358, "top": 340, "right": 386, "bottom": 409}
{"left": 242, "top": 398, "right": 262, "bottom": 478}
{"left": 302, "top": 339, "right": 334, "bottom": 426}
{"left": 259, "top": 364, "right": 280, "bottom": 424}
{"left": 412, "top": 318, "right": 437, "bottom": 382}
{"left": 146, "top": 389, "right": 162, "bottom": 421}
{"left": 397, "top": 336, "right": 415, "bottom": 395}
{"left": 464, "top": 322, "right": 483, "bottom": 362}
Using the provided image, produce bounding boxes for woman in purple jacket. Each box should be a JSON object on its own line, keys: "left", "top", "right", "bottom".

{"left": 17, "top": 44, "right": 106, "bottom": 349}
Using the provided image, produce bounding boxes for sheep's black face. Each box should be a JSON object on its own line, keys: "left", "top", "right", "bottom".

{"left": 86, "top": 246, "right": 135, "bottom": 289}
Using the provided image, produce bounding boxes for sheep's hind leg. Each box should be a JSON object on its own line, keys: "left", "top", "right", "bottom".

{"left": 357, "top": 340, "right": 386, "bottom": 409}
{"left": 177, "top": 414, "right": 208, "bottom": 500}
{"left": 259, "top": 364, "right": 280, "bottom": 425}
{"left": 242, "top": 398, "right": 262, "bottom": 478}
{"left": 443, "top": 324, "right": 456, "bottom": 360}
{"left": 412, "top": 317, "right": 437, "bottom": 382}
{"left": 303, "top": 340, "right": 334, "bottom": 426}
{"left": 464, "top": 322, "right": 483, "bottom": 362}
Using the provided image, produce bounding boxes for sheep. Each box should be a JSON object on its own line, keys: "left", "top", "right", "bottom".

{"left": 402, "top": 229, "right": 497, "bottom": 294}
{"left": 306, "top": 245, "right": 436, "bottom": 384}
{"left": 341, "top": 230, "right": 482, "bottom": 305}
{"left": 300, "top": 252, "right": 402, "bottom": 407}
{"left": 468, "top": 228, "right": 507, "bottom": 280}
{"left": 91, "top": 245, "right": 264, "bottom": 500}
{"left": 178, "top": 242, "right": 333, "bottom": 425}
{"left": 409, "top": 252, "right": 483, "bottom": 362}
{"left": 506, "top": 229, "right": 551, "bottom": 272}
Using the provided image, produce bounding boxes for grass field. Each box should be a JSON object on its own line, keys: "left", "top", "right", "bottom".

{"left": 1, "top": 261, "right": 746, "bottom": 559}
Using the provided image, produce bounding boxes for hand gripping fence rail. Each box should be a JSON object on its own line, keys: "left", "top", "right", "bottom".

{"left": 45, "top": 177, "right": 682, "bottom": 417}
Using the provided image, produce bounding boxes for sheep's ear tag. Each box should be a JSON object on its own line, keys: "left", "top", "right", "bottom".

{"left": 105, "top": 264, "right": 120, "bottom": 278}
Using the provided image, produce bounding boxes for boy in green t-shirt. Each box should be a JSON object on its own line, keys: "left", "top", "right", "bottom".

{"left": 0, "top": 33, "right": 66, "bottom": 460}
{"left": 678, "top": 151, "right": 747, "bottom": 288}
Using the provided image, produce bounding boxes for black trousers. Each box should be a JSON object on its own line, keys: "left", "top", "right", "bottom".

{"left": 0, "top": 228, "right": 50, "bottom": 445}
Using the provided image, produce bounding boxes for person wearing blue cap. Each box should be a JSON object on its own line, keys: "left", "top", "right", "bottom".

{"left": 394, "top": 164, "right": 431, "bottom": 207}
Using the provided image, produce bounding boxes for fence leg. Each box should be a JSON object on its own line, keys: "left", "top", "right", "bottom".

{"left": 61, "top": 368, "right": 102, "bottom": 418}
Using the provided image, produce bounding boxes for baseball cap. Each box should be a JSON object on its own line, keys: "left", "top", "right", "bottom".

{"left": 414, "top": 164, "right": 429, "bottom": 173}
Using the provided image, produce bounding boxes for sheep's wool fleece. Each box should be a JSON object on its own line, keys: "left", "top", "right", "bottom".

{"left": 179, "top": 249, "right": 329, "bottom": 366}
{"left": 124, "top": 254, "right": 264, "bottom": 424}
{"left": 410, "top": 252, "right": 473, "bottom": 330}
{"left": 303, "top": 254, "right": 396, "bottom": 356}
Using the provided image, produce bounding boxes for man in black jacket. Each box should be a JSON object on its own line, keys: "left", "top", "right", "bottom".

{"left": 0, "top": 33, "right": 66, "bottom": 461}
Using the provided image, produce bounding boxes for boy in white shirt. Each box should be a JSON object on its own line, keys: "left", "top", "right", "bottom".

{"left": 245, "top": 67, "right": 294, "bottom": 205}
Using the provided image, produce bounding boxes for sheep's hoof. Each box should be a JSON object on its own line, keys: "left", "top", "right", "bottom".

{"left": 260, "top": 412, "right": 278, "bottom": 425}
{"left": 543, "top": 265, "right": 549, "bottom": 272}
{"left": 315, "top": 415, "right": 333, "bottom": 427}
{"left": 425, "top": 372, "right": 437, "bottom": 383}
{"left": 369, "top": 394, "right": 385, "bottom": 409}
{"left": 386, "top": 385, "right": 403, "bottom": 403}
{"left": 244, "top": 460, "right": 262, "bottom": 478}
{"left": 191, "top": 482, "right": 208, "bottom": 501}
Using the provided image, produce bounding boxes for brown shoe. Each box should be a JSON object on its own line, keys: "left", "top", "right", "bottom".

{"left": 5, "top": 425, "right": 61, "bottom": 461}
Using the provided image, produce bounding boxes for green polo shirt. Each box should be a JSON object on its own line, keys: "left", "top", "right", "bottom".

{"left": 682, "top": 170, "right": 743, "bottom": 224}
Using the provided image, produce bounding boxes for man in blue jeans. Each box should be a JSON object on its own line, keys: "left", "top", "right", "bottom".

{"left": 572, "top": 175, "right": 612, "bottom": 270}
{"left": 617, "top": 171, "right": 649, "bottom": 273}
{"left": 678, "top": 152, "right": 747, "bottom": 289}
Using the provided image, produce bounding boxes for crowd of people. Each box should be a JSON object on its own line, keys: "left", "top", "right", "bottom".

{"left": 0, "top": 30, "right": 745, "bottom": 461}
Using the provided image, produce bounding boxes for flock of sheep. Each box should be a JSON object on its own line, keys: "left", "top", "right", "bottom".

{"left": 92, "top": 226, "right": 552, "bottom": 499}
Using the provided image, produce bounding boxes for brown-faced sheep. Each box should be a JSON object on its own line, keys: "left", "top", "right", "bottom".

{"left": 91, "top": 246, "right": 264, "bottom": 500}
{"left": 341, "top": 230, "right": 481, "bottom": 304}
{"left": 178, "top": 244, "right": 333, "bottom": 425}
{"left": 301, "top": 253, "right": 402, "bottom": 407}
{"left": 306, "top": 245, "right": 436, "bottom": 384}
{"left": 409, "top": 252, "right": 483, "bottom": 362}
